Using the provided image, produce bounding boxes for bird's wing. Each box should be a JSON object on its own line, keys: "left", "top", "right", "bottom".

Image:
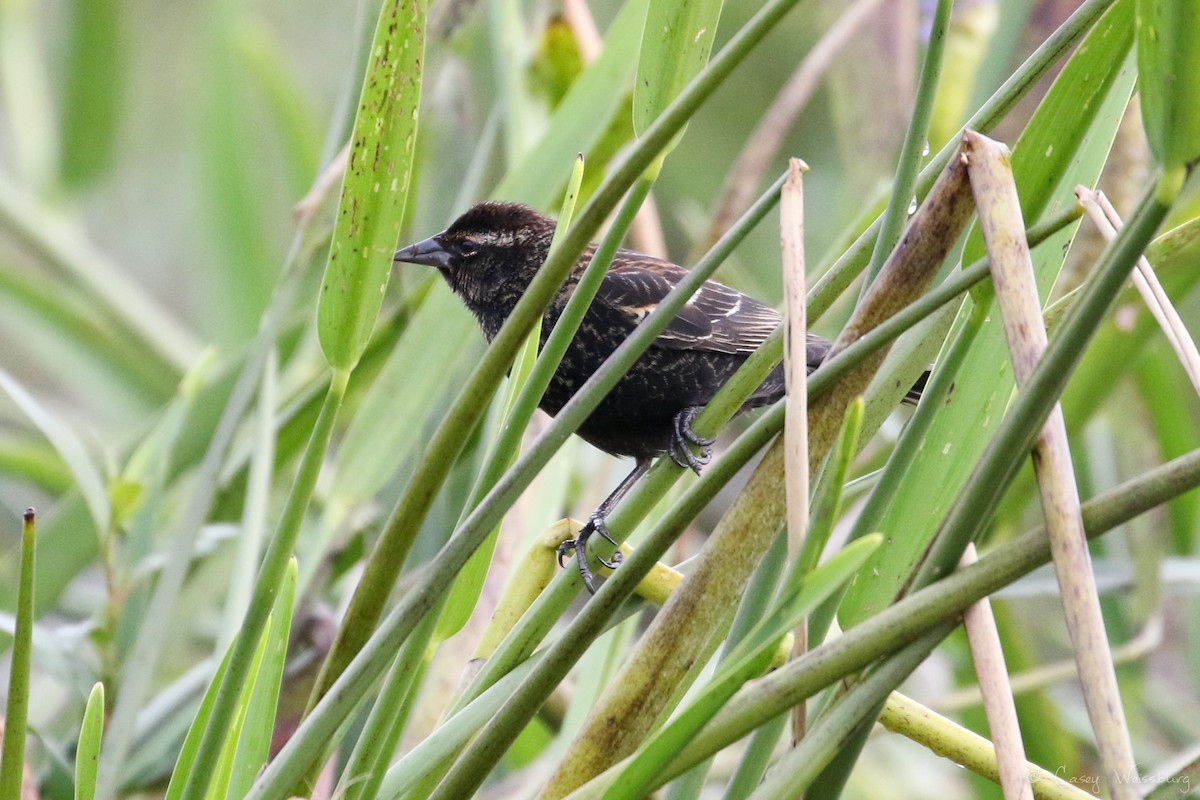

{"left": 598, "top": 257, "right": 781, "bottom": 356}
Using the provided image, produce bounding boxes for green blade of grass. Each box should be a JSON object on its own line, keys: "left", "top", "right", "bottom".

{"left": 0, "top": 510, "right": 35, "bottom": 800}
{"left": 339, "top": 611, "right": 439, "bottom": 800}
{"left": 862, "top": 0, "right": 952, "bottom": 290}
{"left": 207, "top": 622, "right": 274, "bottom": 800}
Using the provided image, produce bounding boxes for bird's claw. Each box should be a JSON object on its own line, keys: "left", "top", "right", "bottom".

{"left": 668, "top": 407, "right": 714, "bottom": 474}
{"left": 557, "top": 514, "right": 623, "bottom": 594}
{"left": 556, "top": 539, "right": 575, "bottom": 569}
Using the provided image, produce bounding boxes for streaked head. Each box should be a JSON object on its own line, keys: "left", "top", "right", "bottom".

{"left": 393, "top": 201, "right": 556, "bottom": 305}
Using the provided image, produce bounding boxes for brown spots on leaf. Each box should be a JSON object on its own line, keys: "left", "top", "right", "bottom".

{"left": 348, "top": 197, "right": 360, "bottom": 238}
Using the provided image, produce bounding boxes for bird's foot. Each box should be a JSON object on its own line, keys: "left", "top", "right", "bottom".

{"left": 668, "top": 406, "right": 715, "bottom": 474}
{"left": 556, "top": 513, "right": 624, "bottom": 594}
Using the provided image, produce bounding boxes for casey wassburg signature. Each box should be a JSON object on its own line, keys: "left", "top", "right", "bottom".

{"left": 1029, "top": 766, "right": 1192, "bottom": 796}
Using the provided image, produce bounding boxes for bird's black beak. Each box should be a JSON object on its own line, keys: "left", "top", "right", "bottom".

{"left": 394, "top": 236, "right": 453, "bottom": 269}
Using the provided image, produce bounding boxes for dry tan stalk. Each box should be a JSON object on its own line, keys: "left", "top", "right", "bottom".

{"left": 1076, "top": 186, "right": 1200, "bottom": 395}
{"left": 960, "top": 542, "right": 1034, "bottom": 800}
{"left": 966, "top": 131, "right": 1139, "bottom": 800}
{"left": 781, "top": 158, "right": 810, "bottom": 743}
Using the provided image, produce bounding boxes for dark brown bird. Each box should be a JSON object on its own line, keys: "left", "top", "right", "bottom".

{"left": 395, "top": 201, "right": 838, "bottom": 591}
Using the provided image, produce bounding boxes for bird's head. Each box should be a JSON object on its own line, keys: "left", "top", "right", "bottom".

{"left": 393, "top": 201, "right": 556, "bottom": 309}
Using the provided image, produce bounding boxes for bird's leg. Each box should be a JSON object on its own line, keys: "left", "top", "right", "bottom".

{"left": 667, "top": 406, "right": 715, "bottom": 475}
{"left": 557, "top": 459, "right": 652, "bottom": 594}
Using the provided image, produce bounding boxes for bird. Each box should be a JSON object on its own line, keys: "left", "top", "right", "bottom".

{"left": 393, "top": 201, "right": 903, "bottom": 592}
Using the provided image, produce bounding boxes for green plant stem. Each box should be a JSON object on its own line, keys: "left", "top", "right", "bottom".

{"left": 653, "top": 443, "right": 1200, "bottom": 788}
{"left": 178, "top": 370, "right": 349, "bottom": 800}
{"left": 862, "top": 0, "right": 952, "bottom": 290}
{"left": 0, "top": 509, "right": 35, "bottom": 800}
{"left": 721, "top": 715, "right": 788, "bottom": 800}
{"left": 669, "top": 529, "right": 787, "bottom": 797}
{"left": 878, "top": 692, "right": 1097, "bottom": 800}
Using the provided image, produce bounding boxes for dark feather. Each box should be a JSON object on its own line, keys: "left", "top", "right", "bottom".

{"left": 595, "top": 256, "right": 781, "bottom": 356}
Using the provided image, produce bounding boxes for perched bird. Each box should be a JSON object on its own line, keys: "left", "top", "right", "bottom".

{"left": 395, "top": 201, "right": 880, "bottom": 591}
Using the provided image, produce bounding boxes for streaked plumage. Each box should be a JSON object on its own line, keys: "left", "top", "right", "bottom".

{"left": 394, "top": 201, "right": 842, "bottom": 591}
{"left": 395, "top": 202, "right": 830, "bottom": 462}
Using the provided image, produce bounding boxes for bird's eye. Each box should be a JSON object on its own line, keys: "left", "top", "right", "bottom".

{"left": 457, "top": 238, "right": 480, "bottom": 259}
